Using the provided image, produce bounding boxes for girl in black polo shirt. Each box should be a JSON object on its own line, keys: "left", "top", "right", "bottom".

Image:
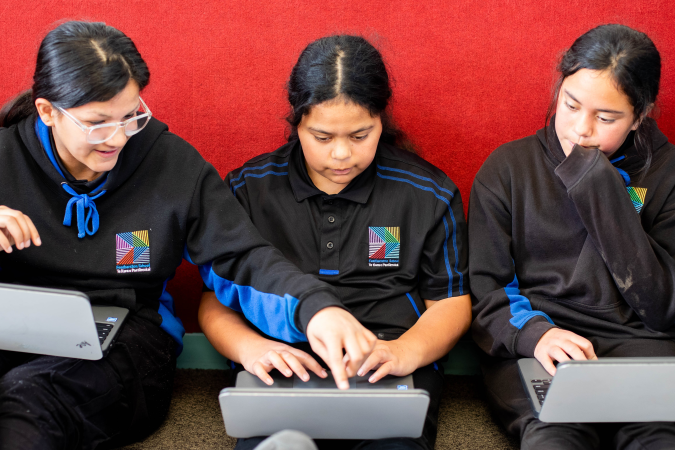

{"left": 470, "top": 25, "right": 675, "bottom": 448}
{"left": 200, "top": 35, "right": 472, "bottom": 450}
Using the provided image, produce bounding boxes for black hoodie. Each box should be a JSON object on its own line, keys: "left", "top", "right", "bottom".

{"left": 0, "top": 115, "right": 344, "bottom": 351}
{"left": 469, "top": 119, "right": 675, "bottom": 359}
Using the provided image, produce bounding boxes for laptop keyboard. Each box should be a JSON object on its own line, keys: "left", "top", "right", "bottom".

{"left": 96, "top": 323, "right": 114, "bottom": 344}
{"left": 531, "top": 379, "right": 552, "bottom": 405}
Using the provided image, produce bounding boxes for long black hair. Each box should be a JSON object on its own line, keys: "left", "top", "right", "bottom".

{"left": 0, "top": 21, "right": 149, "bottom": 127}
{"left": 286, "top": 35, "right": 414, "bottom": 152}
{"left": 545, "top": 24, "right": 661, "bottom": 176}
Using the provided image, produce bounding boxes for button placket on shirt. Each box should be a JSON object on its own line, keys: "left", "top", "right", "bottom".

{"left": 320, "top": 198, "right": 340, "bottom": 274}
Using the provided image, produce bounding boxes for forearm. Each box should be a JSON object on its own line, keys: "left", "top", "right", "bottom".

{"left": 396, "top": 294, "right": 472, "bottom": 369}
{"left": 556, "top": 145, "right": 675, "bottom": 330}
{"left": 198, "top": 291, "right": 273, "bottom": 363}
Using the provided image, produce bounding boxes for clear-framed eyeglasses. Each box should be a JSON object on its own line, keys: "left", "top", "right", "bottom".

{"left": 56, "top": 97, "right": 152, "bottom": 144}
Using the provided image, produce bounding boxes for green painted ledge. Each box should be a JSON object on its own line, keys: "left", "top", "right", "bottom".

{"left": 177, "top": 333, "right": 482, "bottom": 375}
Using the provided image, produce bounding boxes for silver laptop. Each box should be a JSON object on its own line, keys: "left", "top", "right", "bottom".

{"left": 0, "top": 283, "right": 128, "bottom": 360}
{"left": 219, "top": 370, "right": 430, "bottom": 439}
{"left": 518, "top": 357, "right": 675, "bottom": 422}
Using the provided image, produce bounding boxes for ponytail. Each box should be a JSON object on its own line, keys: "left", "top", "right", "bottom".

{"left": 0, "top": 90, "right": 35, "bottom": 128}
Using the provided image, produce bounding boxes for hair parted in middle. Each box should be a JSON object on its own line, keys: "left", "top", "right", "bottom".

{"left": 286, "top": 35, "right": 414, "bottom": 152}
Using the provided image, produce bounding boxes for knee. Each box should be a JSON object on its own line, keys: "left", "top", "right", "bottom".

{"left": 521, "top": 421, "right": 600, "bottom": 450}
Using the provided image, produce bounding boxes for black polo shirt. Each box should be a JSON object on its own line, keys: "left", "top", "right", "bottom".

{"left": 224, "top": 140, "right": 468, "bottom": 340}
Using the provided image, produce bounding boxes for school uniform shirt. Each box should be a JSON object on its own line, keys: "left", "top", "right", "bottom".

{"left": 469, "top": 118, "right": 675, "bottom": 359}
{"left": 0, "top": 115, "right": 345, "bottom": 351}
{"left": 223, "top": 140, "right": 468, "bottom": 339}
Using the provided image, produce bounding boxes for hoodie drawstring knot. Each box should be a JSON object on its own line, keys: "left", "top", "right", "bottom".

{"left": 61, "top": 183, "right": 107, "bottom": 238}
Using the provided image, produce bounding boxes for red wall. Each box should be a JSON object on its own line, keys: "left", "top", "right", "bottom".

{"left": 3, "top": 1, "right": 674, "bottom": 332}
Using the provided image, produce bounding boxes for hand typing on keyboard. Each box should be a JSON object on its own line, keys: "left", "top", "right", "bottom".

{"left": 534, "top": 328, "right": 597, "bottom": 376}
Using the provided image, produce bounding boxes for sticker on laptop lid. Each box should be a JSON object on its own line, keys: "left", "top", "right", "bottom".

{"left": 106, "top": 317, "right": 118, "bottom": 322}
{"left": 397, "top": 385, "right": 408, "bottom": 390}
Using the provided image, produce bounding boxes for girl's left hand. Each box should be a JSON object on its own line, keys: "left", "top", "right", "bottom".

{"left": 355, "top": 339, "right": 419, "bottom": 383}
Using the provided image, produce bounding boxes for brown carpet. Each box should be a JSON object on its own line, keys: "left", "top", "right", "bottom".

{"left": 120, "top": 370, "right": 518, "bottom": 450}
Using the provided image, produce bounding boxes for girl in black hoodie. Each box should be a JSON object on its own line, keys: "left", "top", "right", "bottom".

{"left": 0, "top": 21, "right": 375, "bottom": 450}
{"left": 469, "top": 24, "right": 675, "bottom": 449}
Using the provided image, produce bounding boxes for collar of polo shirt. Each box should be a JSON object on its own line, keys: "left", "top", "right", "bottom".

{"left": 288, "top": 141, "right": 378, "bottom": 204}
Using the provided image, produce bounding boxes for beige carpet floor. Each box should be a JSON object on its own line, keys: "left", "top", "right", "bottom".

{"left": 120, "top": 369, "right": 518, "bottom": 450}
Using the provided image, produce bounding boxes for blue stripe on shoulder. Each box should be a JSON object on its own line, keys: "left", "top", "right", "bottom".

{"left": 377, "top": 165, "right": 453, "bottom": 197}
{"left": 506, "top": 274, "right": 554, "bottom": 329}
{"left": 376, "top": 172, "right": 464, "bottom": 296}
{"left": 229, "top": 162, "right": 289, "bottom": 185}
{"left": 232, "top": 171, "right": 289, "bottom": 195}
{"left": 199, "top": 262, "right": 307, "bottom": 343}
{"left": 158, "top": 279, "right": 186, "bottom": 354}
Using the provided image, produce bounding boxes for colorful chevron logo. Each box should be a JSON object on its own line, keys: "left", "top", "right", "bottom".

{"left": 369, "top": 227, "right": 400, "bottom": 267}
{"left": 627, "top": 187, "right": 647, "bottom": 214}
{"left": 116, "top": 230, "right": 151, "bottom": 273}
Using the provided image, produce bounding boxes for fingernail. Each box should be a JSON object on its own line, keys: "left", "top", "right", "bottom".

{"left": 25, "top": 240, "right": 30, "bottom": 248}
{"left": 321, "top": 370, "right": 327, "bottom": 377}
{"left": 266, "top": 378, "right": 273, "bottom": 385}
{"left": 285, "top": 370, "right": 292, "bottom": 377}
{"left": 16, "top": 242, "right": 23, "bottom": 250}
{"left": 369, "top": 376, "right": 375, "bottom": 383}
{"left": 357, "top": 370, "right": 363, "bottom": 377}
{"left": 302, "top": 374, "right": 308, "bottom": 381}
{"left": 35, "top": 237, "right": 41, "bottom": 246}
{"left": 339, "top": 381, "right": 349, "bottom": 390}
{"left": 5, "top": 247, "right": 11, "bottom": 253}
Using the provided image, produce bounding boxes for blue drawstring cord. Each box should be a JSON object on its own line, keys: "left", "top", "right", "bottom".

{"left": 61, "top": 183, "right": 107, "bottom": 238}
{"left": 35, "top": 117, "right": 108, "bottom": 238}
{"left": 610, "top": 155, "right": 630, "bottom": 187}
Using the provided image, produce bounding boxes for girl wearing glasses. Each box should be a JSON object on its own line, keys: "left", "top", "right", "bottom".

{"left": 470, "top": 25, "right": 675, "bottom": 448}
{"left": 0, "top": 21, "right": 376, "bottom": 450}
{"left": 199, "top": 35, "right": 472, "bottom": 450}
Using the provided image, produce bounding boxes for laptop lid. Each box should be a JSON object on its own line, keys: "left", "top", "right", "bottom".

{"left": 518, "top": 357, "right": 675, "bottom": 422}
{"left": 219, "top": 370, "right": 430, "bottom": 439}
{"left": 0, "top": 283, "right": 128, "bottom": 360}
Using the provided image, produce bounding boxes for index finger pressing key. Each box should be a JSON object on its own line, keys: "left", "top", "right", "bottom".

{"left": 23, "top": 214, "right": 41, "bottom": 246}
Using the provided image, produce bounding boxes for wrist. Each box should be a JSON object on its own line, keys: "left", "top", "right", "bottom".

{"left": 389, "top": 338, "right": 422, "bottom": 373}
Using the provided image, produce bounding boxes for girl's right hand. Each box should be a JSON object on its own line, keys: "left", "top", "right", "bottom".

{"left": 0, "top": 206, "right": 41, "bottom": 253}
{"left": 240, "top": 339, "right": 327, "bottom": 386}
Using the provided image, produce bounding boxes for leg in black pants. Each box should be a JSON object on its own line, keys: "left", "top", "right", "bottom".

{"left": 0, "top": 313, "right": 177, "bottom": 450}
{"left": 234, "top": 364, "right": 445, "bottom": 450}
{"left": 482, "top": 337, "right": 675, "bottom": 450}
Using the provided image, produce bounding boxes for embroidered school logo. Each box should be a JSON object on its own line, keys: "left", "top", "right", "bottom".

{"left": 116, "top": 231, "right": 151, "bottom": 274}
{"left": 369, "top": 227, "right": 400, "bottom": 267}
{"left": 627, "top": 187, "right": 647, "bottom": 214}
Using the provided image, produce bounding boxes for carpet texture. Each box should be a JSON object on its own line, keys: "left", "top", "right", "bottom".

{"left": 1, "top": 3, "right": 674, "bottom": 332}
{"left": 119, "top": 370, "right": 518, "bottom": 450}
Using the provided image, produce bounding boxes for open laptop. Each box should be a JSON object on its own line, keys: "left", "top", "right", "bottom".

{"left": 518, "top": 357, "right": 675, "bottom": 422}
{"left": 0, "top": 283, "right": 128, "bottom": 360}
{"left": 219, "top": 370, "right": 430, "bottom": 439}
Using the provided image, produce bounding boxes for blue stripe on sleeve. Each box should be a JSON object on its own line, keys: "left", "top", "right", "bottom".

{"left": 319, "top": 269, "right": 339, "bottom": 275}
{"left": 406, "top": 293, "right": 422, "bottom": 317}
{"left": 182, "top": 245, "right": 195, "bottom": 265}
{"left": 158, "top": 279, "right": 186, "bottom": 354}
{"left": 376, "top": 172, "right": 464, "bottom": 296}
{"left": 506, "top": 274, "right": 554, "bottom": 329}
{"left": 199, "top": 262, "right": 307, "bottom": 343}
{"left": 406, "top": 293, "right": 438, "bottom": 370}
